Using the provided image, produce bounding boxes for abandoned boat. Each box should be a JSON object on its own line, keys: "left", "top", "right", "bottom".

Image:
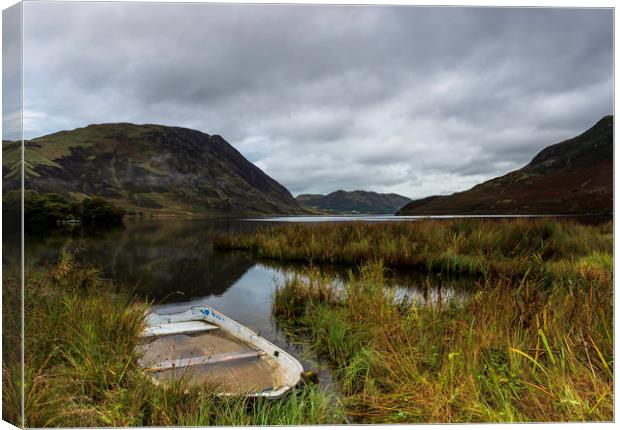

{"left": 137, "top": 305, "right": 304, "bottom": 398}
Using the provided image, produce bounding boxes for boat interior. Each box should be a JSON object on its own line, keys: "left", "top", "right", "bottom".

{"left": 137, "top": 320, "right": 287, "bottom": 394}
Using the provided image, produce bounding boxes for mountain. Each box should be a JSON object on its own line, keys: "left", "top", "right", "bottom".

{"left": 397, "top": 115, "right": 613, "bottom": 216}
{"left": 297, "top": 190, "right": 411, "bottom": 214}
{"left": 2, "top": 123, "right": 308, "bottom": 216}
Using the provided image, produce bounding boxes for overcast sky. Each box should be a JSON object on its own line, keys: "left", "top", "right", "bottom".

{"left": 9, "top": 2, "right": 614, "bottom": 198}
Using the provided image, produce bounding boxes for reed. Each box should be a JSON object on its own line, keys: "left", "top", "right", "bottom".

{"left": 273, "top": 260, "right": 613, "bottom": 423}
{"left": 2, "top": 255, "right": 346, "bottom": 427}
{"left": 2, "top": 266, "right": 22, "bottom": 426}
{"left": 215, "top": 218, "right": 612, "bottom": 279}
{"left": 3, "top": 218, "right": 612, "bottom": 425}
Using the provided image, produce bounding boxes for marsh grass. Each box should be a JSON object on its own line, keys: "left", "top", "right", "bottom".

{"left": 215, "top": 218, "right": 612, "bottom": 279}
{"left": 2, "top": 254, "right": 346, "bottom": 427}
{"left": 2, "top": 262, "right": 22, "bottom": 427}
{"left": 3, "top": 218, "right": 612, "bottom": 425}
{"left": 273, "top": 259, "right": 613, "bottom": 423}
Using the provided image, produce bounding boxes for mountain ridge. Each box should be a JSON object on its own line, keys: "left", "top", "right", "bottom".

{"left": 3, "top": 123, "right": 309, "bottom": 216}
{"left": 397, "top": 115, "right": 613, "bottom": 216}
{"left": 297, "top": 189, "right": 411, "bottom": 214}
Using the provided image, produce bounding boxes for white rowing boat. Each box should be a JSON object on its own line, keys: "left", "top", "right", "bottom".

{"left": 137, "top": 305, "right": 304, "bottom": 398}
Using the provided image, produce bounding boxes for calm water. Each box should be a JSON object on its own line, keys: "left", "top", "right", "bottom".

{"left": 9, "top": 216, "right": 477, "bottom": 389}
{"left": 247, "top": 214, "right": 564, "bottom": 222}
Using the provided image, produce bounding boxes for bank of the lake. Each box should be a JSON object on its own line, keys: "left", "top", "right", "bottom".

{"left": 2, "top": 255, "right": 347, "bottom": 427}
{"left": 218, "top": 218, "right": 614, "bottom": 422}
{"left": 15, "top": 217, "right": 473, "bottom": 389}
{"left": 214, "top": 218, "right": 612, "bottom": 280}
{"left": 4, "top": 217, "right": 612, "bottom": 424}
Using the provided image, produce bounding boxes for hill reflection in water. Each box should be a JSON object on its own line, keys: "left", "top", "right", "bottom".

{"left": 22, "top": 218, "right": 261, "bottom": 303}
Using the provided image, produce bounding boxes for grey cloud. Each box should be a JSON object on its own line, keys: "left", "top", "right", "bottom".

{"left": 3, "top": 3, "right": 22, "bottom": 141}
{"left": 19, "top": 2, "right": 613, "bottom": 197}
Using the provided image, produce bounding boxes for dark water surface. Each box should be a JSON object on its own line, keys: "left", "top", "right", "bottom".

{"left": 15, "top": 216, "right": 478, "bottom": 390}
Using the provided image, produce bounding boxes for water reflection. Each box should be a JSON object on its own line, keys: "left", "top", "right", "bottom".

{"left": 18, "top": 217, "right": 477, "bottom": 392}
{"left": 22, "top": 218, "right": 477, "bottom": 305}
{"left": 249, "top": 214, "right": 612, "bottom": 225}
{"left": 11, "top": 214, "right": 611, "bottom": 396}
{"left": 23, "top": 219, "right": 260, "bottom": 302}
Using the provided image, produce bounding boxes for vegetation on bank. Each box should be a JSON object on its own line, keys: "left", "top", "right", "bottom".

{"left": 216, "top": 219, "right": 613, "bottom": 422}
{"left": 273, "top": 260, "right": 613, "bottom": 423}
{"left": 1, "top": 256, "right": 346, "bottom": 427}
{"left": 214, "top": 219, "right": 612, "bottom": 280}
{"left": 2, "top": 219, "right": 612, "bottom": 425}
{"left": 2, "top": 190, "right": 126, "bottom": 226}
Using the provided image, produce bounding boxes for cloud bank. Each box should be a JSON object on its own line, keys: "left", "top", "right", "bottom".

{"left": 19, "top": 3, "right": 613, "bottom": 197}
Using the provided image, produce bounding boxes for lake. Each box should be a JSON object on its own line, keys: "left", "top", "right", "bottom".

{"left": 8, "top": 216, "right": 479, "bottom": 390}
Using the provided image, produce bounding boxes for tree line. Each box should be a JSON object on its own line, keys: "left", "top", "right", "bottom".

{"left": 3, "top": 190, "right": 126, "bottom": 226}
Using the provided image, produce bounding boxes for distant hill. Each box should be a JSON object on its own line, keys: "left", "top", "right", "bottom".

{"left": 297, "top": 190, "right": 411, "bottom": 214}
{"left": 397, "top": 116, "right": 613, "bottom": 216}
{"left": 2, "top": 123, "right": 308, "bottom": 216}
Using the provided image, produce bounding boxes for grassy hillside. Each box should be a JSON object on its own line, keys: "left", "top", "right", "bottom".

{"left": 3, "top": 123, "right": 309, "bottom": 217}
{"left": 397, "top": 116, "right": 613, "bottom": 215}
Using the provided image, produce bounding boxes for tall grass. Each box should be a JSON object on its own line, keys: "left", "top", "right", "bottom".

{"left": 272, "top": 259, "right": 613, "bottom": 423}
{"left": 215, "top": 219, "right": 612, "bottom": 279}
{"left": 4, "top": 218, "right": 612, "bottom": 425}
{"left": 2, "top": 265, "right": 22, "bottom": 427}
{"left": 2, "top": 254, "right": 346, "bottom": 427}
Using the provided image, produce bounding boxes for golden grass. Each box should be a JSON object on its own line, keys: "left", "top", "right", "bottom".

{"left": 273, "top": 260, "right": 613, "bottom": 423}
{"left": 2, "top": 255, "right": 346, "bottom": 427}
{"left": 215, "top": 218, "right": 612, "bottom": 280}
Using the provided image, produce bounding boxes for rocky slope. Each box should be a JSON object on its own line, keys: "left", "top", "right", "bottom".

{"left": 397, "top": 115, "right": 613, "bottom": 216}
{"left": 3, "top": 123, "right": 307, "bottom": 216}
